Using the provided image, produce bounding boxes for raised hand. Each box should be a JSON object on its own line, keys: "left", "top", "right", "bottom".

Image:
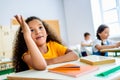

{"left": 14, "top": 15, "right": 31, "bottom": 36}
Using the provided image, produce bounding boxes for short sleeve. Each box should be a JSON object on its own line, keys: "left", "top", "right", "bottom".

{"left": 53, "top": 42, "right": 67, "bottom": 56}
{"left": 21, "top": 51, "right": 29, "bottom": 60}
{"left": 92, "top": 39, "right": 101, "bottom": 52}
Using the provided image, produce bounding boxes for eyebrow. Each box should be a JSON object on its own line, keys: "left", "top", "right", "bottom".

{"left": 29, "top": 23, "right": 43, "bottom": 29}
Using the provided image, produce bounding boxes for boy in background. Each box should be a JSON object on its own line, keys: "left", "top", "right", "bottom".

{"left": 81, "top": 32, "right": 93, "bottom": 57}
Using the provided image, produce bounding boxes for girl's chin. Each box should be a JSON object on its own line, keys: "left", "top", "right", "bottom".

{"left": 36, "top": 41, "right": 46, "bottom": 46}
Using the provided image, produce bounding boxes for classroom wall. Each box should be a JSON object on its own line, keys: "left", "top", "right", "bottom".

{"left": 63, "top": 0, "right": 95, "bottom": 46}
{"left": 0, "top": 0, "right": 68, "bottom": 45}
{"left": 0, "top": 0, "right": 95, "bottom": 46}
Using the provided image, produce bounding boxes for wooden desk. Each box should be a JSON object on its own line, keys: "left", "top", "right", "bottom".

{"left": 7, "top": 56, "right": 120, "bottom": 80}
{"left": 100, "top": 48, "right": 120, "bottom": 57}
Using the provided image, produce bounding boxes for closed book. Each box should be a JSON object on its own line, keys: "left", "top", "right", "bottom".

{"left": 80, "top": 55, "right": 115, "bottom": 65}
{"left": 48, "top": 64, "right": 98, "bottom": 77}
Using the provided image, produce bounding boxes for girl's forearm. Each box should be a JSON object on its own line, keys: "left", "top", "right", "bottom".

{"left": 47, "top": 52, "right": 78, "bottom": 65}
{"left": 98, "top": 45, "right": 117, "bottom": 50}
{"left": 24, "top": 35, "right": 47, "bottom": 69}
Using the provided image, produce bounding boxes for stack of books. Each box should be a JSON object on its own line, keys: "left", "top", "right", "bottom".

{"left": 80, "top": 55, "right": 115, "bottom": 65}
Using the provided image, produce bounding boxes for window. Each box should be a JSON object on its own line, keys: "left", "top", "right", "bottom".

{"left": 101, "top": 0, "right": 116, "bottom": 11}
{"left": 91, "top": 0, "right": 120, "bottom": 38}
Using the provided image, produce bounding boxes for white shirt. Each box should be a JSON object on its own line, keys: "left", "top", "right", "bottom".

{"left": 81, "top": 39, "right": 92, "bottom": 52}
{"left": 92, "top": 39, "right": 115, "bottom": 52}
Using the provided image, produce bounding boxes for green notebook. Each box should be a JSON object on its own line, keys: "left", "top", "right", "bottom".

{"left": 96, "top": 66, "right": 120, "bottom": 77}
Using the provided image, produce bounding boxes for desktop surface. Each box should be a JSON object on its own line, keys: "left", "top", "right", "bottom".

{"left": 7, "top": 55, "right": 120, "bottom": 80}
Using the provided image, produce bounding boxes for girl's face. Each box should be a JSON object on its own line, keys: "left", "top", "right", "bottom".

{"left": 98, "top": 28, "right": 109, "bottom": 40}
{"left": 28, "top": 19, "right": 47, "bottom": 46}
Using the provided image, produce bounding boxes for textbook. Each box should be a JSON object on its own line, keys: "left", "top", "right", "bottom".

{"left": 80, "top": 55, "right": 115, "bottom": 65}
{"left": 48, "top": 64, "right": 98, "bottom": 77}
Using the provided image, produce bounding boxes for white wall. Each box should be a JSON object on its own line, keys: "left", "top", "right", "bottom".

{"left": 63, "top": 0, "right": 95, "bottom": 46}
{"left": 0, "top": 0, "right": 68, "bottom": 45}
{"left": 0, "top": 0, "right": 95, "bottom": 46}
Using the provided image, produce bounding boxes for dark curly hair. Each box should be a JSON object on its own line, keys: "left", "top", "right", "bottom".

{"left": 13, "top": 16, "right": 62, "bottom": 72}
{"left": 96, "top": 24, "right": 108, "bottom": 40}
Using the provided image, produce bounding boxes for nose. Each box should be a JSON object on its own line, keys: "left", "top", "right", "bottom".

{"left": 35, "top": 29, "right": 40, "bottom": 35}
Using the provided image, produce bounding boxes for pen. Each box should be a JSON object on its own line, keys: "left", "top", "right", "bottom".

{"left": 60, "top": 66, "right": 80, "bottom": 68}
{"left": 50, "top": 66, "right": 80, "bottom": 70}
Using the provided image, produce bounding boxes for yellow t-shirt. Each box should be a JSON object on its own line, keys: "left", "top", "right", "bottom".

{"left": 22, "top": 41, "right": 67, "bottom": 69}
{"left": 43, "top": 41, "right": 67, "bottom": 59}
{"left": 22, "top": 41, "right": 67, "bottom": 60}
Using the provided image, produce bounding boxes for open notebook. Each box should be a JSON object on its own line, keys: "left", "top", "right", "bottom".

{"left": 48, "top": 64, "right": 98, "bottom": 77}
{"left": 80, "top": 55, "right": 115, "bottom": 65}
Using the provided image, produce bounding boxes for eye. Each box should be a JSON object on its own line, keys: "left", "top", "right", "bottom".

{"left": 39, "top": 26, "right": 43, "bottom": 30}
{"left": 30, "top": 29, "right": 34, "bottom": 32}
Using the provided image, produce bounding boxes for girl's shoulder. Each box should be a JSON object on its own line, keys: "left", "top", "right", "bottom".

{"left": 47, "top": 41, "right": 58, "bottom": 44}
{"left": 47, "top": 41, "right": 60, "bottom": 46}
{"left": 47, "top": 41, "right": 65, "bottom": 47}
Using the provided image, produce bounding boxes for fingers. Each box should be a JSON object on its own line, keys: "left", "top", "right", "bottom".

{"left": 14, "top": 15, "right": 25, "bottom": 33}
{"left": 14, "top": 15, "right": 23, "bottom": 25}
{"left": 20, "top": 15, "right": 26, "bottom": 25}
{"left": 14, "top": 15, "right": 20, "bottom": 24}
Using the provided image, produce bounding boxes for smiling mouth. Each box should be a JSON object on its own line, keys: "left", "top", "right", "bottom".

{"left": 36, "top": 36, "right": 43, "bottom": 40}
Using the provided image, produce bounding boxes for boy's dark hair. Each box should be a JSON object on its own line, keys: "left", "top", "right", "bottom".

{"left": 96, "top": 24, "right": 108, "bottom": 40}
{"left": 13, "top": 16, "right": 62, "bottom": 72}
{"left": 84, "top": 32, "right": 90, "bottom": 37}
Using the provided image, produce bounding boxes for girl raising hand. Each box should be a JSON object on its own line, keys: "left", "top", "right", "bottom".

{"left": 13, "top": 15, "right": 78, "bottom": 72}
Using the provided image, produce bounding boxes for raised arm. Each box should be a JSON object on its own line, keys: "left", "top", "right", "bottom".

{"left": 14, "top": 15, "right": 47, "bottom": 70}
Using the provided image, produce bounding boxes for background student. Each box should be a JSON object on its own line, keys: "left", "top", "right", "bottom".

{"left": 13, "top": 15, "right": 78, "bottom": 72}
{"left": 81, "top": 32, "right": 93, "bottom": 56}
{"left": 92, "top": 24, "right": 120, "bottom": 56}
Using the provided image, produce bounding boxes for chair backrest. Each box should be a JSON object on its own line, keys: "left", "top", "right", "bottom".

{"left": 11, "top": 19, "right": 61, "bottom": 37}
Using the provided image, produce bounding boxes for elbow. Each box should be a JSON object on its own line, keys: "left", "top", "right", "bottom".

{"left": 34, "top": 64, "right": 47, "bottom": 70}
{"left": 36, "top": 66, "right": 47, "bottom": 71}
{"left": 40, "top": 64, "right": 47, "bottom": 70}
{"left": 39, "top": 66, "right": 47, "bottom": 70}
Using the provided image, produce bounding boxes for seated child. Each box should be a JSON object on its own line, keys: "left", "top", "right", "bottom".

{"left": 81, "top": 32, "right": 93, "bottom": 56}
{"left": 13, "top": 15, "right": 79, "bottom": 72}
{"left": 92, "top": 24, "right": 120, "bottom": 56}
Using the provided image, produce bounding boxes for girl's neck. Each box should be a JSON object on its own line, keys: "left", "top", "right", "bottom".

{"left": 38, "top": 44, "right": 48, "bottom": 54}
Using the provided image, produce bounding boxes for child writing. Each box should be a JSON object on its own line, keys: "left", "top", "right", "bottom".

{"left": 81, "top": 32, "right": 93, "bottom": 56}
{"left": 92, "top": 24, "right": 120, "bottom": 56}
{"left": 13, "top": 15, "right": 78, "bottom": 72}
